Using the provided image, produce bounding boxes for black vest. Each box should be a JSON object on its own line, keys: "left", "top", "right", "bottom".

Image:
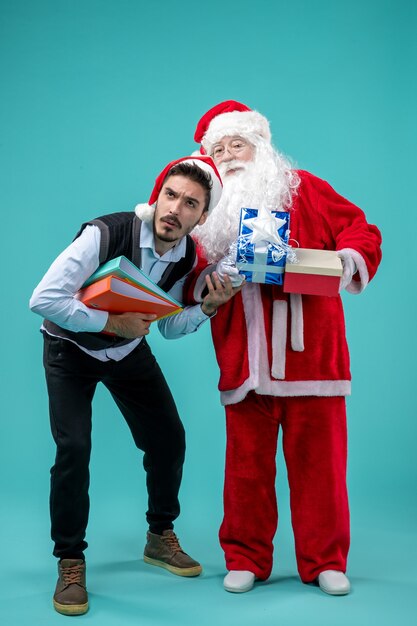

{"left": 44, "top": 212, "right": 196, "bottom": 350}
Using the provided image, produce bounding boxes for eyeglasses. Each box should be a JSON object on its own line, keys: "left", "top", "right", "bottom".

{"left": 211, "top": 138, "right": 250, "bottom": 162}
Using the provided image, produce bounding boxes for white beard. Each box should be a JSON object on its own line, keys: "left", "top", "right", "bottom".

{"left": 194, "top": 140, "right": 300, "bottom": 263}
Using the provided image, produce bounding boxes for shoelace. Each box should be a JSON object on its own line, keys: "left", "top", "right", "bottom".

{"left": 163, "top": 532, "right": 183, "bottom": 554}
{"left": 61, "top": 564, "right": 84, "bottom": 585}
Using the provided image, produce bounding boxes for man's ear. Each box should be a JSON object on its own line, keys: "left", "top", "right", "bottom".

{"left": 197, "top": 211, "right": 209, "bottom": 226}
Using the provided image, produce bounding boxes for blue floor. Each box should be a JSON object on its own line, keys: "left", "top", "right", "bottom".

{"left": 2, "top": 495, "right": 416, "bottom": 626}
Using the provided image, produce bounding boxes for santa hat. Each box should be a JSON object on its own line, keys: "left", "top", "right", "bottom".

{"left": 135, "top": 155, "right": 223, "bottom": 223}
{"left": 194, "top": 100, "right": 271, "bottom": 155}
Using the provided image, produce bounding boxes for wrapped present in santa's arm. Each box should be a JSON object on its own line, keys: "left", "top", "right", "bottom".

{"left": 283, "top": 248, "right": 343, "bottom": 297}
{"left": 235, "top": 207, "right": 294, "bottom": 285}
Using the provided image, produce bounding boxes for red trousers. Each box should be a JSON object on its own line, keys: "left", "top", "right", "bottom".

{"left": 219, "top": 393, "right": 350, "bottom": 582}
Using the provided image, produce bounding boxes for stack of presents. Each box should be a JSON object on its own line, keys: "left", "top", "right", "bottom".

{"left": 236, "top": 207, "right": 343, "bottom": 296}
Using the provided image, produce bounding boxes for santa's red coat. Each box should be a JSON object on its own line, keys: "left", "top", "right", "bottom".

{"left": 186, "top": 170, "right": 382, "bottom": 405}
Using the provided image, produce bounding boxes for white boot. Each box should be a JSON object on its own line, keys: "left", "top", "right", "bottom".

{"left": 318, "top": 570, "right": 351, "bottom": 595}
{"left": 224, "top": 570, "right": 256, "bottom": 593}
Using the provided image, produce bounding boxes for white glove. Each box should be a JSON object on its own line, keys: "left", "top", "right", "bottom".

{"left": 216, "top": 256, "right": 245, "bottom": 288}
{"left": 337, "top": 253, "right": 357, "bottom": 291}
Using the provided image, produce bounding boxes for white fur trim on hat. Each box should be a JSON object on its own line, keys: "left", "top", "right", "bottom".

{"left": 181, "top": 158, "right": 223, "bottom": 214}
{"left": 202, "top": 110, "right": 271, "bottom": 154}
{"left": 135, "top": 203, "right": 155, "bottom": 223}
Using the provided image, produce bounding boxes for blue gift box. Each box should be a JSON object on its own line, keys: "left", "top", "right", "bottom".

{"left": 236, "top": 207, "right": 291, "bottom": 285}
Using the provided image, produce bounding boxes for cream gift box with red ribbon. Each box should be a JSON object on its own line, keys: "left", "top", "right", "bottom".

{"left": 283, "top": 248, "right": 343, "bottom": 297}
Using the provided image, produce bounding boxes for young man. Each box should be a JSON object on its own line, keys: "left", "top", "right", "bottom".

{"left": 30, "top": 156, "right": 239, "bottom": 615}
{"left": 185, "top": 101, "right": 382, "bottom": 595}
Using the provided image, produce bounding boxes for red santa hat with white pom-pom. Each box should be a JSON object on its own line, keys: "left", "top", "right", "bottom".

{"left": 194, "top": 100, "right": 271, "bottom": 156}
{"left": 135, "top": 155, "right": 223, "bottom": 223}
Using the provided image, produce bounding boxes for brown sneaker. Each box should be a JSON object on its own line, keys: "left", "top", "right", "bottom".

{"left": 53, "top": 559, "right": 89, "bottom": 615}
{"left": 144, "top": 530, "right": 202, "bottom": 577}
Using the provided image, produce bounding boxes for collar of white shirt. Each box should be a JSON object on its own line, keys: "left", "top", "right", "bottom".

{"left": 140, "top": 219, "right": 187, "bottom": 261}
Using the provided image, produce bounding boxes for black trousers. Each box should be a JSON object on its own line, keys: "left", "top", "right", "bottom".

{"left": 43, "top": 334, "right": 185, "bottom": 559}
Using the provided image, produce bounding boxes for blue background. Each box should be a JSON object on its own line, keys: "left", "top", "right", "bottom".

{"left": 1, "top": 1, "right": 416, "bottom": 624}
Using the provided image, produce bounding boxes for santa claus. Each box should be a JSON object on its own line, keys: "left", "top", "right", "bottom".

{"left": 186, "top": 100, "right": 382, "bottom": 595}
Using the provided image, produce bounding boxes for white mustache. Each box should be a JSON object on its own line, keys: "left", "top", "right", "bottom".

{"left": 218, "top": 160, "right": 248, "bottom": 177}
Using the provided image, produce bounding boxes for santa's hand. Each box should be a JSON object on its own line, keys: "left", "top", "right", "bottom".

{"left": 337, "top": 253, "right": 357, "bottom": 291}
{"left": 201, "top": 272, "right": 243, "bottom": 316}
{"left": 216, "top": 256, "right": 245, "bottom": 287}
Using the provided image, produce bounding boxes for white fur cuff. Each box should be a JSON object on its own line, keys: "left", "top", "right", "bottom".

{"left": 337, "top": 248, "right": 369, "bottom": 294}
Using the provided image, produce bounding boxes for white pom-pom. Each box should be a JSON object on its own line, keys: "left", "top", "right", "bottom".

{"left": 134, "top": 203, "right": 155, "bottom": 223}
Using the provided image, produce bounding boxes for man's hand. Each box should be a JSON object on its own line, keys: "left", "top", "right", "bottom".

{"left": 201, "top": 272, "right": 243, "bottom": 317}
{"left": 104, "top": 312, "right": 157, "bottom": 338}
